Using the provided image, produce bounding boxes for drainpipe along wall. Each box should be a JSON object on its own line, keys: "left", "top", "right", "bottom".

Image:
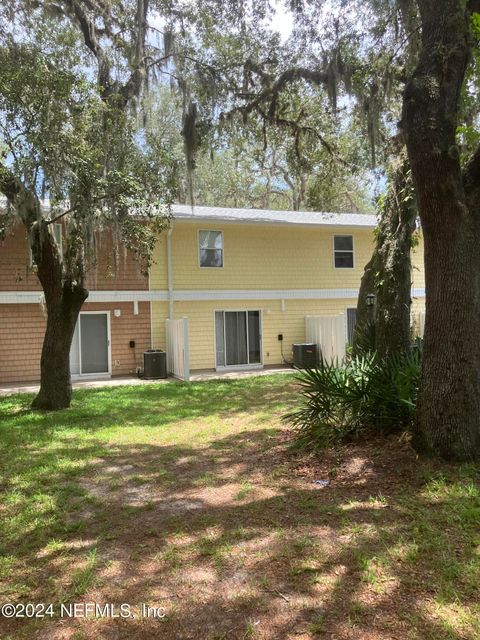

{"left": 167, "top": 225, "right": 174, "bottom": 320}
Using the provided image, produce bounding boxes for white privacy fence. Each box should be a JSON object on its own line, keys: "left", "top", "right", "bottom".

{"left": 305, "top": 314, "right": 347, "bottom": 364}
{"left": 416, "top": 312, "right": 426, "bottom": 338}
{"left": 165, "top": 317, "right": 190, "bottom": 382}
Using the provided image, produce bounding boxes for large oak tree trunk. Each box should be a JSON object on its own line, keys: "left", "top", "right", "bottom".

{"left": 353, "top": 149, "right": 416, "bottom": 358}
{"left": 32, "top": 286, "right": 88, "bottom": 410}
{"left": 413, "top": 212, "right": 480, "bottom": 458}
{"left": 30, "top": 221, "right": 88, "bottom": 410}
{"left": 352, "top": 254, "right": 376, "bottom": 355}
{"left": 374, "top": 151, "right": 417, "bottom": 358}
{"left": 402, "top": 0, "right": 480, "bottom": 460}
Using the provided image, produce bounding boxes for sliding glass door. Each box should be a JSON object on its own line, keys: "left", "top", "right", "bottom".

{"left": 215, "top": 311, "right": 261, "bottom": 368}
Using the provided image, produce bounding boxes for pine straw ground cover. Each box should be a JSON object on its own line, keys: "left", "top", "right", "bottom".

{"left": 0, "top": 374, "right": 479, "bottom": 640}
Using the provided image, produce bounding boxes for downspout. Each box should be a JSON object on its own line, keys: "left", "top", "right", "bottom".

{"left": 167, "top": 225, "right": 174, "bottom": 320}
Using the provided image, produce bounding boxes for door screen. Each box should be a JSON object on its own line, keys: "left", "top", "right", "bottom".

{"left": 70, "top": 313, "right": 109, "bottom": 375}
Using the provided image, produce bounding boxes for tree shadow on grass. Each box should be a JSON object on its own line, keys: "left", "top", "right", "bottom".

{"left": 1, "top": 421, "right": 479, "bottom": 639}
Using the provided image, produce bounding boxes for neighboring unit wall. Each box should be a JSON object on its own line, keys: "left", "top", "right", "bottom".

{"left": 0, "top": 226, "right": 40, "bottom": 291}
{"left": 0, "top": 222, "right": 153, "bottom": 384}
{"left": 84, "top": 235, "right": 149, "bottom": 291}
{"left": 0, "top": 222, "right": 149, "bottom": 292}
{"left": 0, "top": 304, "right": 45, "bottom": 383}
{"left": 0, "top": 301, "right": 151, "bottom": 384}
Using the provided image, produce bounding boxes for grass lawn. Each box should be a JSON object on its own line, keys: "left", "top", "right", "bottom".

{"left": 0, "top": 374, "right": 479, "bottom": 640}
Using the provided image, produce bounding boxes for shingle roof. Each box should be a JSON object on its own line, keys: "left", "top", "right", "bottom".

{"left": 172, "top": 204, "right": 377, "bottom": 227}
{"left": 0, "top": 196, "right": 377, "bottom": 228}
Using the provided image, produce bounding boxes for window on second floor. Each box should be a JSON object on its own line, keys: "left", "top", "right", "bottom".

{"left": 30, "top": 223, "right": 63, "bottom": 267}
{"left": 333, "top": 235, "right": 354, "bottom": 269}
{"left": 199, "top": 230, "right": 223, "bottom": 268}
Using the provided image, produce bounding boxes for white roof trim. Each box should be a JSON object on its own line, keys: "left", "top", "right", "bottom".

{"left": 171, "top": 204, "right": 377, "bottom": 228}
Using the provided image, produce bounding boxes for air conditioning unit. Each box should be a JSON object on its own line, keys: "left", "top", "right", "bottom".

{"left": 292, "top": 343, "right": 318, "bottom": 368}
{"left": 143, "top": 350, "right": 167, "bottom": 379}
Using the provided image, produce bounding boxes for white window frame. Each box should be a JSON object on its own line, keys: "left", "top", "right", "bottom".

{"left": 333, "top": 234, "right": 355, "bottom": 269}
{"left": 213, "top": 309, "right": 263, "bottom": 370}
{"left": 70, "top": 310, "right": 112, "bottom": 378}
{"left": 198, "top": 229, "right": 224, "bottom": 268}
{"left": 30, "top": 223, "right": 63, "bottom": 267}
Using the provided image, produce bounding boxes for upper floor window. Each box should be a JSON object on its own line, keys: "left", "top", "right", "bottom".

{"left": 199, "top": 230, "right": 223, "bottom": 268}
{"left": 333, "top": 235, "right": 354, "bottom": 268}
{"left": 30, "top": 223, "right": 63, "bottom": 267}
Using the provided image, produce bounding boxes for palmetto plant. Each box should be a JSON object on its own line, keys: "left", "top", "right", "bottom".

{"left": 285, "top": 350, "right": 421, "bottom": 449}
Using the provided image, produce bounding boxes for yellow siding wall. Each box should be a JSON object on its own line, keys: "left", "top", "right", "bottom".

{"left": 411, "top": 235, "right": 425, "bottom": 291}
{"left": 151, "top": 301, "right": 169, "bottom": 349}
{"left": 150, "top": 234, "right": 169, "bottom": 290}
{"left": 152, "top": 298, "right": 359, "bottom": 370}
{"left": 150, "top": 222, "right": 375, "bottom": 291}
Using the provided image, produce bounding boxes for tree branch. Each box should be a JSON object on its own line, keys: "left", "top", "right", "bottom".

{"left": 63, "top": 0, "right": 104, "bottom": 60}
{"left": 120, "top": 0, "right": 149, "bottom": 105}
{"left": 0, "top": 161, "right": 40, "bottom": 229}
{"left": 226, "top": 66, "right": 329, "bottom": 120}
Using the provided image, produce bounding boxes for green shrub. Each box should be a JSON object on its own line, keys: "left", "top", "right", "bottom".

{"left": 351, "top": 318, "right": 376, "bottom": 356}
{"left": 285, "top": 350, "right": 421, "bottom": 449}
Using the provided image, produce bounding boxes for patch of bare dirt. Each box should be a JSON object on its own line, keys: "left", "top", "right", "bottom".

{"left": 5, "top": 430, "right": 472, "bottom": 640}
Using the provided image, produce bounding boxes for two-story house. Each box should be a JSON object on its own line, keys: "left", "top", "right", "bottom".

{"left": 148, "top": 205, "right": 426, "bottom": 371}
{"left": 0, "top": 204, "right": 426, "bottom": 384}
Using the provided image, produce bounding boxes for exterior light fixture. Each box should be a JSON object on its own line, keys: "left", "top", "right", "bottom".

{"left": 366, "top": 293, "right": 376, "bottom": 307}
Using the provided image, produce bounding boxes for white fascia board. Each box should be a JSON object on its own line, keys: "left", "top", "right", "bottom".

{"left": 87, "top": 290, "right": 168, "bottom": 302}
{"left": 172, "top": 289, "right": 361, "bottom": 301}
{"left": 0, "top": 287, "right": 426, "bottom": 304}
{"left": 173, "top": 217, "right": 376, "bottom": 229}
{"left": 0, "top": 291, "right": 45, "bottom": 304}
{"left": 0, "top": 290, "right": 169, "bottom": 304}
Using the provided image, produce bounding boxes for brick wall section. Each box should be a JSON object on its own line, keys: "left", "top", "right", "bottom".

{"left": 0, "top": 301, "right": 151, "bottom": 384}
{"left": 0, "top": 223, "right": 148, "bottom": 291}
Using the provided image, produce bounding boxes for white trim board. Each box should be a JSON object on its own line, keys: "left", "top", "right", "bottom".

{"left": 173, "top": 288, "right": 426, "bottom": 300}
{"left": 0, "top": 288, "right": 427, "bottom": 304}
{"left": 174, "top": 289, "right": 361, "bottom": 301}
{"left": 173, "top": 217, "right": 376, "bottom": 228}
{"left": 0, "top": 290, "right": 168, "bottom": 304}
